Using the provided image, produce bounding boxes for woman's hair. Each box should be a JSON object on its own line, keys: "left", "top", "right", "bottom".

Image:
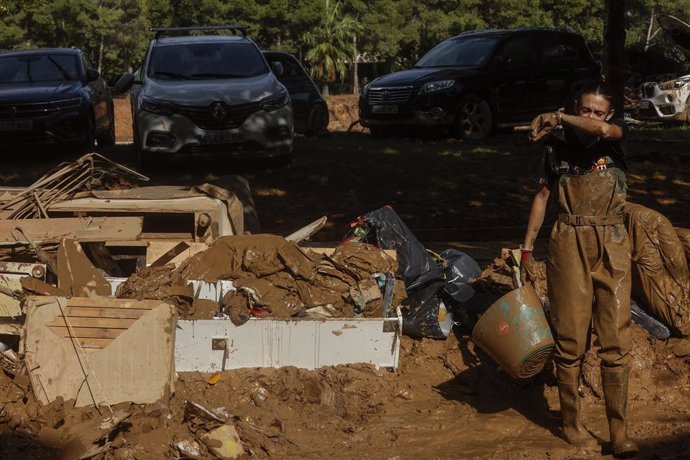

{"left": 576, "top": 80, "right": 614, "bottom": 105}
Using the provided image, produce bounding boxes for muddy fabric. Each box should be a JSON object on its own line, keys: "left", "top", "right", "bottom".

{"left": 676, "top": 227, "right": 690, "bottom": 265}
{"left": 329, "top": 242, "right": 397, "bottom": 280}
{"left": 623, "top": 203, "right": 690, "bottom": 336}
{"left": 175, "top": 234, "right": 288, "bottom": 281}
{"left": 547, "top": 168, "right": 632, "bottom": 371}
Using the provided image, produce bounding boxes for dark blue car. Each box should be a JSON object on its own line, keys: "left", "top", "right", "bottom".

{"left": 0, "top": 48, "right": 115, "bottom": 152}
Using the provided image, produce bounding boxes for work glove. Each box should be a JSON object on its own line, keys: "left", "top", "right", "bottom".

{"left": 519, "top": 249, "right": 539, "bottom": 287}
{"left": 529, "top": 110, "right": 562, "bottom": 142}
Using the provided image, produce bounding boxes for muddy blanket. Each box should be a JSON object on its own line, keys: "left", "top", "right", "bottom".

{"left": 624, "top": 203, "right": 690, "bottom": 336}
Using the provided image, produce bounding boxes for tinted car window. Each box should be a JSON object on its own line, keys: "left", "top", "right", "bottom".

{"left": 496, "top": 36, "right": 534, "bottom": 68}
{"left": 147, "top": 43, "right": 269, "bottom": 79}
{"left": 539, "top": 34, "right": 587, "bottom": 63}
{"left": 415, "top": 36, "right": 499, "bottom": 67}
{"left": 0, "top": 54, "right": 80, "bottom": 83}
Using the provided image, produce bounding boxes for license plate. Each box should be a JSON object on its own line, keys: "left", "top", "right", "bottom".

{"left": 638, "top": 100, "right": 650, "bottom": 109}
{"left": 0, "top": 120, "right": 33, "bottom": 131}
{"left": 199, "top": 132, "right": 243, "bottom": 144}
{"left": 371, "top": 105, "right": 398, "bottom": 114}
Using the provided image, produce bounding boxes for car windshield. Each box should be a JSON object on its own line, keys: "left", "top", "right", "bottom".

{"left": 147, "top": 42, "right": 269, "bottom": 79}
{"left": 415, "top": 36, "right": 499, "bottom": 67}
{"left": 0, "top": 54, "right": 80, "bottom": 83}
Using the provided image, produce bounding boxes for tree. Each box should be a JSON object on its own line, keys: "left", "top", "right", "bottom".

{"left": 303, "top": 0, "right": 360, "bottom": 96}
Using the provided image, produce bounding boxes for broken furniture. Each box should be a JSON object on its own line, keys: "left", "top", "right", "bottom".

{"left": 22, "top": 296, "right": 176, "bottom": 407}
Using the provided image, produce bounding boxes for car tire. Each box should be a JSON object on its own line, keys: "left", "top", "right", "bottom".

{"left": 133, "top": 126, "right": 150, "bottom": 171}
{"left": 305, "top": 103, "right": 329, "bottom": 136}
{"left": 452, "top": 94, "right": 493, "bottom": 140}
{"left": 80, "top": 115, "right": 96, "bottom": 154}
{"left": 97, "top": 110, "right": 116, "bottom": 148}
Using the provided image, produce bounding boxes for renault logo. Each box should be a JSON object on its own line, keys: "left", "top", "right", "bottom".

{"left": 211, "top": 102, "right": 227, "bottom": 122}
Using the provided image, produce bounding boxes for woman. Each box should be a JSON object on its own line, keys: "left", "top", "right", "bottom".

{"left": 521, "top": 81, "right": 637, "bottom": 457}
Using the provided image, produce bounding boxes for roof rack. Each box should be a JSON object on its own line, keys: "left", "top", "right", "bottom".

{"left": 151, "top": 25, "right": 249, "bottom": 39}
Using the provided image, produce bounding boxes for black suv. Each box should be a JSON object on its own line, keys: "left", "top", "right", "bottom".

{"left": 359, "top": 28, "right": 600, "bottom": 139}
{"left": 0, "top": 48, "right": 115, "bottom": 152}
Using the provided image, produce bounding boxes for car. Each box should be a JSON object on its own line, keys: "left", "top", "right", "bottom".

{"left": 637, "top": 74, "right": 690, "bottom": 123}
{"left": 263, "top": 51, "right": 329, "bottom": 136}
{"left": 114, "top": 25, "right": 293, "bottom": 165}
{"left": 358, "top": 28, "right": 600, "bottom": 139}
{"left": 0, "top": 47, "right": 115, "bottom": 152}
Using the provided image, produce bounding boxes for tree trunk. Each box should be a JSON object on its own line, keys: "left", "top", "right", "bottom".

{"left": 98, "top": 35, "right": 104, "bottom": 74}
{"left": 352, "top": 34, "right": 359, "bottom": 95}
{"left": 322, "top": 83, "right": 330, "bottom": 98}
{"left": 604, "top": 0, "right": 626, "bottom": 116}
{"left": 645, "top": 7, "right": 659, "bottom": 51}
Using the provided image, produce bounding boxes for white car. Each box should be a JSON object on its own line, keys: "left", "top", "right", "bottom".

{"left": 638, "top": 74, "right": 690, "bottom": 123}
{"left": 114, "top": 25, "right": 293, "bottom": 166}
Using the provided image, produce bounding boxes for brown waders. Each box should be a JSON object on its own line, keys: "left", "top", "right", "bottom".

{"left": 546, "top": 168, "right": 638, "bottom": 456}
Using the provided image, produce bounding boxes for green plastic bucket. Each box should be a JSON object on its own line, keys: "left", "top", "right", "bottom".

{"left": 471, "top": 284, "right": 554, "bottom": 379}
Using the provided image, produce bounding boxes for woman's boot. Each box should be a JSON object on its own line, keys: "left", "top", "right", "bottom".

{"left": 602, "top": 366, "right": 638, "bottom": 457}
{"left": 557, "top": 366, "right": 598, "bottom": 447}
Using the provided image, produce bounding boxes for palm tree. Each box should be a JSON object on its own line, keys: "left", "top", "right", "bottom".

{"left": 303, "top": 0, "right": 360, "bottom": 97}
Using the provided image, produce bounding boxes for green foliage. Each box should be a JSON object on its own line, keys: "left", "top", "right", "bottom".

{"left": 1, "top": 0, "right": 689, "bottom": 88}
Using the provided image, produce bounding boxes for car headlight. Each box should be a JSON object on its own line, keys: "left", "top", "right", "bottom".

{"left": 260, "top": 91, "right": 289, "bottom": 112}
{"left": 52, "top": 97, "right": 83, "bottom": 110}
{"left": 419, "top": 80, "right": 455, "bottom": 95}
{"left": 141, "top": 96, "right": 175, "bottom": 116}
{"left": 362, "top": 83, "right": 371, "bottom": 97}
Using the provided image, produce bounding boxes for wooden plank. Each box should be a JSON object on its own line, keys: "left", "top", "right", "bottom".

{"left": 48, "top": 196, "right": 220, "bottom": 213}
{"left": 62, "top": 307, "right": 147, "bottom": 319}
{"left": 48, "top": 326, "right": 126, "bottom": 339}
{"left": 46, "top": 317, "right": 137, "bottom": 329}
{"left": 65, "top": 297, "right": 162, "bottom": 310}
{"left": 0, "top": 217, "right": 143, "bottom": 245}
{"left": 74, "top": 338, "right": 114, "bottom": 349}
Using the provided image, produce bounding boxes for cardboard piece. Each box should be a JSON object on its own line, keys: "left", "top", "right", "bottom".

{"left": 57, "top": 240, "right": 112, "bottom": 298}
{"left": 23, "top": 296, "right": 176, "bottom": 407}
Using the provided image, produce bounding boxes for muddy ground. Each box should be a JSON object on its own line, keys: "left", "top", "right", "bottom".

{"left": 1, "top": 96, "right": 690, "bottom": 459}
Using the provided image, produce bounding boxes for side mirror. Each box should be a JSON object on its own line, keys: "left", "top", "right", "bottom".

{"left": 272, "top": 61, "right": 284, "bottom": 77}
{"left": 85, "top": 68, "right": 100, "bottom": 82}
{"left": 114, "top": 73, "right": 135, "bottom": 94}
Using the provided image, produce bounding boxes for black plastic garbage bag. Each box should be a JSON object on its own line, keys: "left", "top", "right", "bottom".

{"left": 441, "top": 249, "right": 482, "bottom": 302}
{"left": 401, "top": 281, "right": 453, "bottom": 339}
{"left": 361, "top": 206, "right": 443, "bottom": 292}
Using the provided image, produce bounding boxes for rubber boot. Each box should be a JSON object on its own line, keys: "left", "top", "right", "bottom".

{"left": 557, "top": 366, "right": 598, "bottom": 448}
{"left": 602, "top": 367, "right": 638, "bottom": 457}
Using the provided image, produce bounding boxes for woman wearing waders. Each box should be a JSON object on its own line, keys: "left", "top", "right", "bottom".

{"left": 521, "top": 81, "right": 637, "bottom": 457}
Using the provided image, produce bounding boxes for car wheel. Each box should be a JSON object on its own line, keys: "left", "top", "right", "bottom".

{"left": 97, "top": 109, "right": 116, "bottom": 148}
{"left": 306, "top": 103, "right": 329, "bottom": 136}
{"left": 453, "top": 94, "right": 493, "bottom": 140}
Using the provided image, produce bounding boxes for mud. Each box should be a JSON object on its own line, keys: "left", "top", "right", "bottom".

{"left": 2, "top": 322, "right": 690, "bottom": 459}
{"left": 474, "top": 249, "right": 548, "bottom": 303}
{"left": 117, "top": 237, "right": 401, "bottom": 320}
{"left": 327, "top": 95, "right": 366, "bottom": 133}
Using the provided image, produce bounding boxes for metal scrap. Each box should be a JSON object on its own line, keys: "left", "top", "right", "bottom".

{"left": 1, "top": 153, "right": 148, "bottom": 219}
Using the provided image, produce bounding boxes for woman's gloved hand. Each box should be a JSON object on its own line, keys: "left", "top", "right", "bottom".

{"left": 529, "top": 110, "right": 562, "bottom": 142}
{"left": 520, "top": 248, "right": 539, "bottom": 286}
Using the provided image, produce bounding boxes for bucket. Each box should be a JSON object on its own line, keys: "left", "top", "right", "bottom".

{"left": 471, "top": 284, "right": 554, "bottom": 379}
